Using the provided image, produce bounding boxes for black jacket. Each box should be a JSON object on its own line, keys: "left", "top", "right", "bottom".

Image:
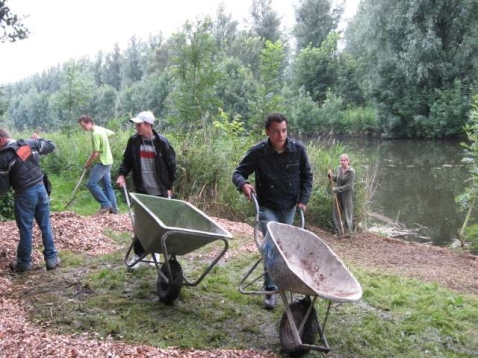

{"left": 118, "top": 130, "right": 176, "bottom": 195}
{"left": 232, "top": 137, "right": 313, "bottom": 211}
{"left": 0, "top": 138, "right": 56, "bottom": 195}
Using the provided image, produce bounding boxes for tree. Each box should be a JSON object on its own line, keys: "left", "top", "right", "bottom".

{"left": 212, "top": 3, "right": 239, "bottom": 50}
{"left": 215, "top": 57, "right": 257, "bottom": 123}
{"left": 93, "top": 51, "right": 104, "bottom": 87}
{"left": 292, "top": 32, "right": 340, "bottom": 104}
{"left": 166, "top": 17, "right": 222, "bottom": 128}
{"left": 455, "top": 94, "right": 478, "bottom": 250}
{"left": 293, "top": 0, "right": 343, "bottom": 51}
{"left": 248, "top": 40, "right": 285, "bottom": 133}
{"left": 0, "top": 0, "right": 29, "bottom": 43}
{"left": 346, "top": 0, "right": 478, "bottom": 138}
{"left": 227, "top": 32, "right": 264, "bottom": 77}
{"left": 123, "top": 36, "right": 145, "bottom": 86}
{"left": 56, "top": 61, "right": 94, "bottom": 134}
{"left": 249, "top": 0, "right": 282, "bottom": 43}
{"left": 102, "top": 43, "right": 123, "bottom": 91}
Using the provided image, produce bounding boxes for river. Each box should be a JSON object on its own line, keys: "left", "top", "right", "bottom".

{"left": 337, "top": 138, "right": 472, "bottom": 249}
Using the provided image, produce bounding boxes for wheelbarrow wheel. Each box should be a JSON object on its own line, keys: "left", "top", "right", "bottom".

{"left": 279, "top": 298, "right": 319, "bottom": 357}
{"left": 157, "top": 259, "right": 183, "bottom": 305}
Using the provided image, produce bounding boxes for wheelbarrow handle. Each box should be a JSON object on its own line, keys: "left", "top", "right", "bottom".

{"left": 122, "top": 185, "right": 135, "bottom": 228}
{"left": 251, "top": 192, "right": 305, "bottom": 249}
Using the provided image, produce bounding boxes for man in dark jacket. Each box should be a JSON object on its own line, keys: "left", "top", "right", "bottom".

{"left": 0, "top": 128, "right": 60, "bottom": 272}
{"left": 116, "top": 111, "right": 176, "bottom": 267}
{"left": 232, "top": 112, "right": 313, "bottom": 309}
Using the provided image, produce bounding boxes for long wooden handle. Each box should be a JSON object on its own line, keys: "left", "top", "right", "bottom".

{"left": 329, "top": 175, "right": 345, "bottom": 234}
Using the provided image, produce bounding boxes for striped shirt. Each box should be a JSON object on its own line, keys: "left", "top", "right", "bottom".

{"left": 140, "top": 137, "right": 162, "bottom": 196}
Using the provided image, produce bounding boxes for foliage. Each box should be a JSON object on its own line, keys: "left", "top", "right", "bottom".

{"left": 249, "top": 0, "right": 282, "bottom": 44}
{"left": 0, "top": 191, "right": 14, "bottom": 220}
{"left": 293, "top": 0, "right": 343, "bottom": 51}
{"left": 286, "top": 88, "right": 376, "bottom": 137}
{"left": 455, "top": 94, "right": 478, "bottom": 249}
{"left": 167, "top": 17, "right": 222, "bottom": 128}
{"left": 292, "top": 32, "right": 340, "bottom": 105}
{"left": 346, "top": 0, "right": 478, "bottom": 138}
{"left": 3, "top": 0, "right": 478, "bottom": 139}
{"left": 173, "top": 113, "right": 255, "bottom": 221}
{"left": 0, "top": 0, "right": 29, "bottom": 43}
{"left": 248, "top": 40, "right": 285, "bottom": 134}
{"left": 214, "top": 57, "right": 257, "bottom": 124}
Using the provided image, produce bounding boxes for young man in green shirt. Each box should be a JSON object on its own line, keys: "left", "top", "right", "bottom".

{"left": 78, "top": 115, "right": 118, "bottom": 214}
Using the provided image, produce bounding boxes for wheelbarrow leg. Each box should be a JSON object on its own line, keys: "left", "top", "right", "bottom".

{"left": 239, "top": 257, "right": 268, "bottom": 294}
{"left": 278, "top": 292, "right": 332, "bottom": 355}
{"left": 124, "top": 236, "right": 148, "bottom": 268}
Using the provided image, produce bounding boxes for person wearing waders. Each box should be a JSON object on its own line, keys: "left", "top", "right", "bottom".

{"left": 232, "top": 112, "right": 313, "bottom": 309}
{"left": 328, "top": 153, "right": 355, "bottom": 237}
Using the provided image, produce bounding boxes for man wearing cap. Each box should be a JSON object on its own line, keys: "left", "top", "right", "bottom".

{"left": 116, "top": 111, "right": 177, "bottom": 266}
{"left": 78, "top": 115, "right": 118, "bottom": 215}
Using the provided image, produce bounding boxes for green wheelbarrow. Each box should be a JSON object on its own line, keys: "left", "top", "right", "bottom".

{"left": 124, "top": 192, "right": 232, "bottom": 305}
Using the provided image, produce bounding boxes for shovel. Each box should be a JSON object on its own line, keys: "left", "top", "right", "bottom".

{"left": 64, "top": 169, "right": 87, "bottom": 209}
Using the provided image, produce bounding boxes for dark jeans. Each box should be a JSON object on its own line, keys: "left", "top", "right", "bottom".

{"left": 14, "top": 183, "right": 58, "bottom": 266}
{"left": 259, "top": 205, "right": 296, "bottom": 290}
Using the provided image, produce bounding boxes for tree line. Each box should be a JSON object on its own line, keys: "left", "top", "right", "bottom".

{"left": 1, "top": 0, "right": 478, "bottom": 139}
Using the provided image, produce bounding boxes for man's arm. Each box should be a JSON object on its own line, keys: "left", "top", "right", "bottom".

{"left": 27, "top": 137, "right": 56, "bottom": 156}
{"left": 84, "top": 151, "right": 99, "bottom": 168}
{"left": 232, "top": 148, "right": 256, "bottom": 200}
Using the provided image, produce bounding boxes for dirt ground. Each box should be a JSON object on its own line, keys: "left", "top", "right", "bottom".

{"left": 0, "top": 212, "right": 477, "bottom": 357}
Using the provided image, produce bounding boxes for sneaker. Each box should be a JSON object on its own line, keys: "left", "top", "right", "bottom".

{"left": 9, "top": 260, "right": 31, "bottom": 273}
{"left": 96, "top": 207, "right": 111, "bottom": 215}
{"left": 150, "top": 253, "right": 160, "bottom": 266}
{"left": 264, "top": 294, "right": 276, "bottom": 310}
{"left": 126, "top": 255, "right": 148, "bottom": 269}
{"left": 46, "top": 257, "right": 61, "bottom": 270}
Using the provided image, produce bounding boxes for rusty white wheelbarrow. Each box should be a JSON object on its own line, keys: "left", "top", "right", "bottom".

{"left": 123, "top": 190, "right": 232, "bottom": 305}
{"left": 240, "top": 194, "right": 362, "bottom": 356}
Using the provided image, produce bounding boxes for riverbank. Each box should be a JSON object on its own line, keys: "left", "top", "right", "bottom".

{"left": 0, "top": 212, "right": 476, "bottom": 357}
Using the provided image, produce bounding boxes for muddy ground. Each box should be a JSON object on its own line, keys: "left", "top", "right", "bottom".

{"left": 0, "top": 212, "right": 476, "bottom": 357}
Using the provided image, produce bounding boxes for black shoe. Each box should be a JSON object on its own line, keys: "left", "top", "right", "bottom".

{"left": 46, "top": 257, "right": 61, "bottom": 270}
{"left": 9, "top": 260, "right": 31, "bottom": 273}
{"left": 96, "top": 207, "right": 111, "bottom": 215}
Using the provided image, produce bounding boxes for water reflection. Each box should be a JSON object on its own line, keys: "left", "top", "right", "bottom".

{"left": 338, "top": 138, "right": 470, "bottom": 248}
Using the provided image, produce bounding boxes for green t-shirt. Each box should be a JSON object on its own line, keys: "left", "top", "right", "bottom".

{"left": 92, "top": 125, "right": 114, "bottom": 165}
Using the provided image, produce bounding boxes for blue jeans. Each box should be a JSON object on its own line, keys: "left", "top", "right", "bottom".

{"left": 14, "top": 183, "right": 58, "bottom": 266}
{"left": 259, "top": 205, "right": 296, "bottom": 290}
{"left": 86, "top": 163, "right": 118, "bottom": 212}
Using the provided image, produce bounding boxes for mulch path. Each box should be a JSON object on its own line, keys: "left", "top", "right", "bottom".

{"left": 0, "top": 212, "right": 476, "bottom": 357}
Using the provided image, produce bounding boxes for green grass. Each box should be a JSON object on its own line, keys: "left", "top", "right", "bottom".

{"left": 7, "top": 230, "right": 478, "bottom": 357}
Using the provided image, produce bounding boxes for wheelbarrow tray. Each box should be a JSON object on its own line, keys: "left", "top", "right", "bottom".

{"left": 129, "top": 193, "right": 232, "bottom": 255}
{"left": 263, "top": 222, "right": 362, "bottom": 303}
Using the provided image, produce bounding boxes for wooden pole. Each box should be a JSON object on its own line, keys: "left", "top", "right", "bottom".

{"left": 329, "top": 173, "right": 345, "bottom": 235}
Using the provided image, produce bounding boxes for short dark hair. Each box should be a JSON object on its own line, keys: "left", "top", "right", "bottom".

{"left": 265, "top": 112, "right": 287, "bottom": 129}
{"left": 78, "top": 114, "right": 94, "bottom": 124}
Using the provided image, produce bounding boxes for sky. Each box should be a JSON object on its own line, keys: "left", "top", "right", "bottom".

{"left": 0, "top": 0, "right": 359, "bottom": 85}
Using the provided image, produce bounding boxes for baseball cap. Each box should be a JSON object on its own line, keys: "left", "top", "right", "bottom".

{"left": 130, "top": 111, "right": 155, "bottom": 125}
